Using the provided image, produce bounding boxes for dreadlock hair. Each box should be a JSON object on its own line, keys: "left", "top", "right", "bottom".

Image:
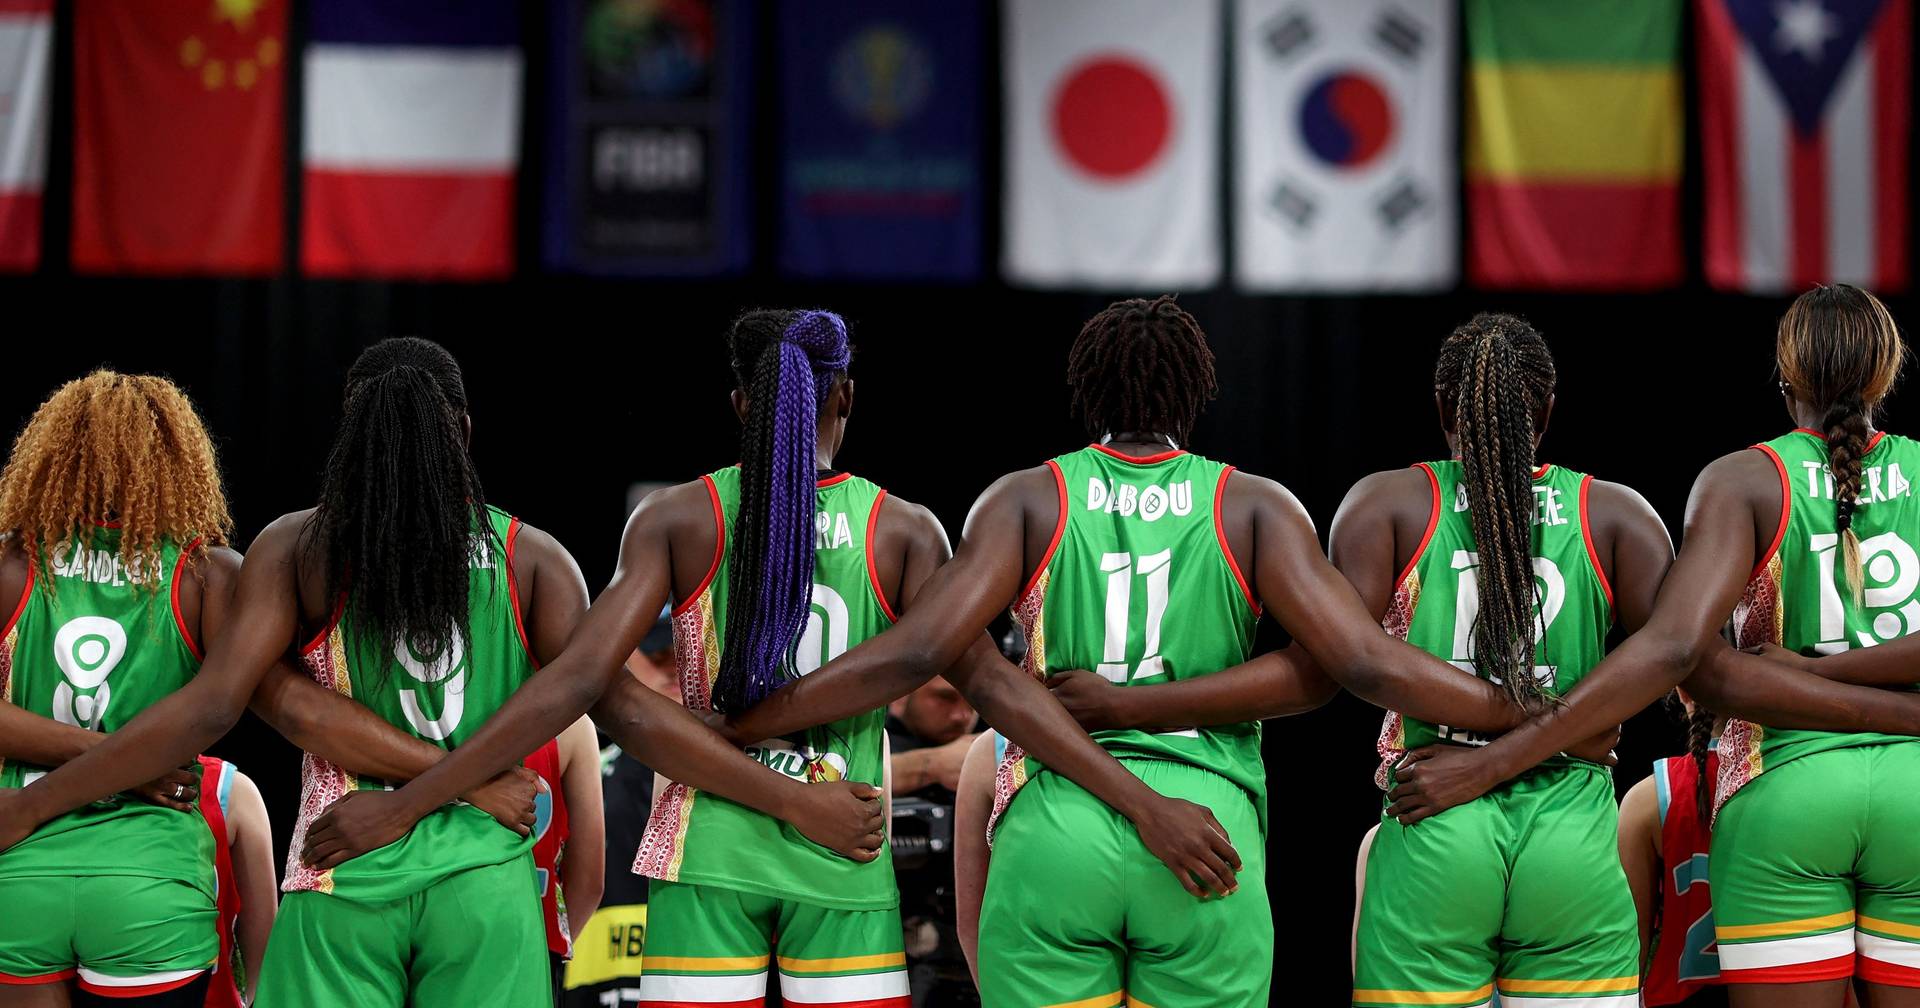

{"left": 1776, "top": 284, "right": 1906, "bottom": 604}
{"left": 711, "top": 309, "right": 852, "bottom": 715}
{"left": 304, "top": 338, "right": 489, "bottom": 674}
{"left": 0, "top": 371, "right": 232, "bottom": 593}
{"left": 1434, "top": 313, "right": 1558, "bottom": 713}
{"left": 1066, "top": 295, "right": 1218, "bottom": 445}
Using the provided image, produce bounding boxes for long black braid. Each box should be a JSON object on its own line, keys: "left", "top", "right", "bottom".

{"left": 1066, "top": 295, "right": 1218, "bottom": 444}
{"left": 1434, "top": 313, "right": 1558, "bottom": 713}
{"left": 303, "top": 338, "right": 489, "bottom": 678}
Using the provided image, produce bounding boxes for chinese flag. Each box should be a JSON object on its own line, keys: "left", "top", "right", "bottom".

{"left": 72, "top": 0, "right": 284, "bottom": 273}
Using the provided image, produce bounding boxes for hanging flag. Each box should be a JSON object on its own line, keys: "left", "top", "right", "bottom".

{"left": 542, "top": 0, "right": 753, "bottom": 276}
{"left": 0, "top": 0, "right": 48, "bottom": 271}
{"left": 303, "top": 1, "right": 521, "bottom": 279}
{"left": 1701, "top": 0, "right": 1908, "bottom": 293}
{"left": 72, "top": 0, "right": 285, "bottom": 274}
{"left": 1234, "top": 0, "right": 1454, "bottom": 291}
{"left": 1465, "top": 0, "right": 1683, "bottom": 289}
{"left": 778, "top": 1, "right": 982, "bottom": 280}
{"left": 1004, "top": 0, "right": 1221, "bottom": 289}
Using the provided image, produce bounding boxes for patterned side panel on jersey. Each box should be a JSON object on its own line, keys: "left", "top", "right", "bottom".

{"left": 1716, "top": 552, "right": 1782, "bottom": 820}
{"left": 0, "top": 623, "right": 14, "bottom": 781}
{"left": 986, "top": 569, "right": 1050, "bottom": 847}
{"left": 284, "top": 627, "right": 357, "bottom": 895}
{"left": 1373, "top": 569, "right": 1423, "bottom": 791}
{"left": 633, "top": 592, "right": 719, "bottom": 882}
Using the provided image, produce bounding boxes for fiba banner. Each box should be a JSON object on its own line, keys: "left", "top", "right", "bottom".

{"left": 1700, "top": 0, "right": 1909, "bottom": 293}
{"left": 1465, "top": 0, "right": 1683, "bottom": 289}
{"left": 1234, "top": 0, "right": 1454, "bottom": 291}
{"left": 1004, "top": 0, "right": 1221, "bottom": 288}
{"left": 543, "top": 0, "right": 753, "bottom": 276}
{"left": 778, "top": 2, "right": 982, "bottom": 280}
{"left": 72, "top": 0, "right": 285, "bottom": 274}
{"left": 0, "top": 0, "right": 47, "bottom": 271}
{"left": 303, "top": 1, "right": 521, "bottom": 279}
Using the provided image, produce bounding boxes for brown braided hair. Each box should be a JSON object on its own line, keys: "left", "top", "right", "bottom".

{"left": 0, "top": 371, "right": 231, "bottom": 594}
{"left": 1777, "top": 284, "right": 1905, "bottom": 603}
{"left": 1434, "top": 313, "right": 1558, "bottom": 712}
{"left": 1066, "top": 295, "right": 1218, "bottom": 444}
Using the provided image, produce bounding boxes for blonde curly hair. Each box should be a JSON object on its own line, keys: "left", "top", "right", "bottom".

{"left": 0, "top": 371, "right": 232, "bottom": 591}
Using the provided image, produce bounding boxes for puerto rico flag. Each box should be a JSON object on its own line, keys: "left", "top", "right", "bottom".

{"left": 1701, "top": 0, "right": 1910, "bottom": 292}
{"left": 302, "top": 0, "right": 521, "bottom": 278}
{"left": 0, "top": 0, "right": 46, "bottom": 271}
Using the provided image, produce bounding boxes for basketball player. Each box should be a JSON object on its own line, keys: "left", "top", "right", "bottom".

{"left": 192, "top": 757, "right": 275, "bottom": 1008}
{"left": 713, "top": 298, "right": 1627, "bottom": 1008}
{"left": 0, "top": 340, "right": 885, "bottom": 1008}
{"left": 1620, "top": 696, "right": 1723, "bottom": 1008}
{"left": 1385, "top": 286, "right": 1920, "bottom": 1008}
{"left": 530, "top": 717, "right": 605, "bottom": 1004}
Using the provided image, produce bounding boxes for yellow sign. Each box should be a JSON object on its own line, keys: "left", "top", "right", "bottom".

{"left": 564, "top": 903, "right": 649, "bottom": 989}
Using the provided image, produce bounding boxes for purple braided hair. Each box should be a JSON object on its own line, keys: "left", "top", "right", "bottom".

{"left": 713, "top": 310, "right": 851, "bottom": 714}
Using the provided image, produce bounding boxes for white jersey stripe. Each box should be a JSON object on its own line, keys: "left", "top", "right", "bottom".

{"left": 1719, "top": 928, "right": 1855, "bottom": 971}
{"left": 1859, "top": 931, "right": 1920, "bottom": 969}
{"left": 636, "top": 970, "right": 768, "bottom": 1003}
{"left": 777, "top": 968, "right": 911, "bottom": 1003}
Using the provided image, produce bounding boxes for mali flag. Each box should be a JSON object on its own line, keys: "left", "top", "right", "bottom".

{"left": 72, "top": 0, "right": 284, "bottom": 274}
{"left": 1465, "top": 0, "right": 1682, "bottom": 289}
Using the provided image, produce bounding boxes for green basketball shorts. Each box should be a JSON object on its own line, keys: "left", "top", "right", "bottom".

{"left": 0, "top": 873, "right": 217, "bottom": 997}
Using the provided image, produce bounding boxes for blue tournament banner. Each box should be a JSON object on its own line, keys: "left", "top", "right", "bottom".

{"left": 778, "top": 1, "right": 982, "bottom": 280}
{"left": 543, "top": 0, "right": 751, "bottom": 275}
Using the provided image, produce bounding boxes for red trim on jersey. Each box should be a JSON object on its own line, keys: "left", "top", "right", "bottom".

{"left": 817, "top": 472, "right": 853, "bottom": 488}
{"left": 1578, "top": 476, "right": 1615, "bottom": 615}
{"left": 1792, "top": 427, "right": 1891, "bottom": 453}
{"left": 865, "top": 490, "right": 898, "bottom": 624}
{"left": 1721, "top": 953, "right": 1855, "bottom": 985}
{"left": 528, "top": 739, "right": 571, "bottom": 957}
{"left": 300, "top": 596, "right": 346, "bottom": 657}
{"left": 1870, "top": 431, "right": 1888, "bottom": 452}
{"left": 1017, "top": 461, "right": 1069, "bottom": 606}
{"left": 503, "top": 517, "right": 536, "bottom": 665}
{"left": 1393, "top": 463, "right": 1443, "bottom": 593}
{"left": 1858, "top": 954, "right": 1920, "bottom": 988}
{"left": 1213, "top": 468, "right": 1260, "bottom": 616}
{"left": 0, "top": 968, "right": 75, "bottom": 985}
{"left": 170, "top": 537, "right": 207, "bottom": 660}
{"left": 1534, "top": 463, "right": 1552, "bottom": 480}
{"left": 675, "top": 475, "right": 727, "bottom": 619}
{"left": 1089, "top": 443, "right": 1187, "bottom": 465}
{"left": 1752, "top": 444, "right": 1792, "bottom": 580}
{"left": 1, "top": 561, "right": 33, "bottom": 640}
{"left": 76, "top": 971, "right": 209, "bottom": 998}
{"left": 196, "top": 756, "right": 244, "bottom": 1008}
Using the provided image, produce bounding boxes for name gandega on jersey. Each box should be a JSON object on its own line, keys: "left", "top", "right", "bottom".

{"left": 47, "top": 541, "right": 161, "bottom": 587}
{"left": 1085, "top": 477, "right": 1195, "bottom": 522}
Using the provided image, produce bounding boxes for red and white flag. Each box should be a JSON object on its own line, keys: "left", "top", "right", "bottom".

{"left": 1700, "top": 0, "right": 1909, "bottom": 292}
{"left": 1003, "top": 0, "right": 1221, "bottom": 288}
{"left": 302, "top": 1, "right": 521, "bottom": 279}
{"left": 0, "top": 0, "right": 46, "bottom": 271}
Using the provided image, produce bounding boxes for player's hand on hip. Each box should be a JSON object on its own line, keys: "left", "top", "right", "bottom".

{"left": 130, "top": 765, "right": 202, "bottom": 812}
{"left": 1745, "top": 641, "right": 1814, "bottom": 673}
{"left": 1133, "top": 795, "right": 1240, "bottom": 900}
{"left": 302, "top": 790, "right": 419, "bottom": 870}
{"left": 1045, "top": 670, "right": 1132, "bottom": 732}
{"left": 1386, "top": 745, "right": 1498, "bottom": 825}
{"left": 465, "top": 765, "right": 542, "bottom": 836}
{"left": 786, "top": 780, "right": 886, "bottom": 862}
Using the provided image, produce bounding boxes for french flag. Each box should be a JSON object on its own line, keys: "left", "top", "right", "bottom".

{"left": 1701, "top": 0, "right": 1909, "bottom": 292}
{"left": 302, "top": 0, "right": 521, "bottom": 279}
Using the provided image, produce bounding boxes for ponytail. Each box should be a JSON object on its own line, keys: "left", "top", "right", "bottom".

{"left": 1821, "top": 393, "right": 1871, "bottom": 604}
{"left": 307, "top": 339, "right": 487, "bottom": 672}
{"left": 1685, "top": 699, "right": 1717, "bottom": 822}
{"left": 713, "top": 310, "right": 852, "bottom": 715}
{"left": 1435, "top": 314, "right": 1559, "bottom": 713}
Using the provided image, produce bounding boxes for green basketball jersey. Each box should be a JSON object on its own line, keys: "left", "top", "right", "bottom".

{"left": 0, "top": 527, "right": 216, "bottom": 895}
{"left": 1724, "top": 430, "right": 1920, "bottom": 801}
{"left": 999, "top": 446, "right": 1263, "bottom": 830}
{"left": 634, "top": 467, "right": 898, "bottom": 911}
{"left": 1378, "top": 462, "right": 1613, "bottom": 775}
{"left": 284, "top": 505, "right": 539, "bottom": 903}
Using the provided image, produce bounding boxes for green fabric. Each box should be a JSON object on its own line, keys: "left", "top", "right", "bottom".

{"left": 636, "top": 880, "right": 908, "bottom": 1003}
{"left": 255, "top": 854, "right": 548, "bottom": 1008}
{"left": 1466, "top": 0, "right": 1681, "bottom": 65}
{"left": 1353, "top": 764, "right": 1638, "bottom": 1008}
{"left": 1392, "top": 462, "right": 1612, "bottom": 769}
{"left": 978, "top": 758, "right": 1271, "bottom": 1008}
{"left": 0, "top": 527, "right": 215, "bottom": 894}
{"left": 1021, "top": 447, "right": 1263, "bottom": 825}
{"left": 0, "top": 874, "right": 217, "bottom": 981}
{"left": 1712, "top": 745, "right": 1920, "bottom": 947}
{"left": 312, "top": 506, "right": 538, "bottom": 903}
{"left": 661, "top": 467, "right": 897, "bottom": 910}
{"left": 1745, "top": 430, "right": 1920, "bottom": 771}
